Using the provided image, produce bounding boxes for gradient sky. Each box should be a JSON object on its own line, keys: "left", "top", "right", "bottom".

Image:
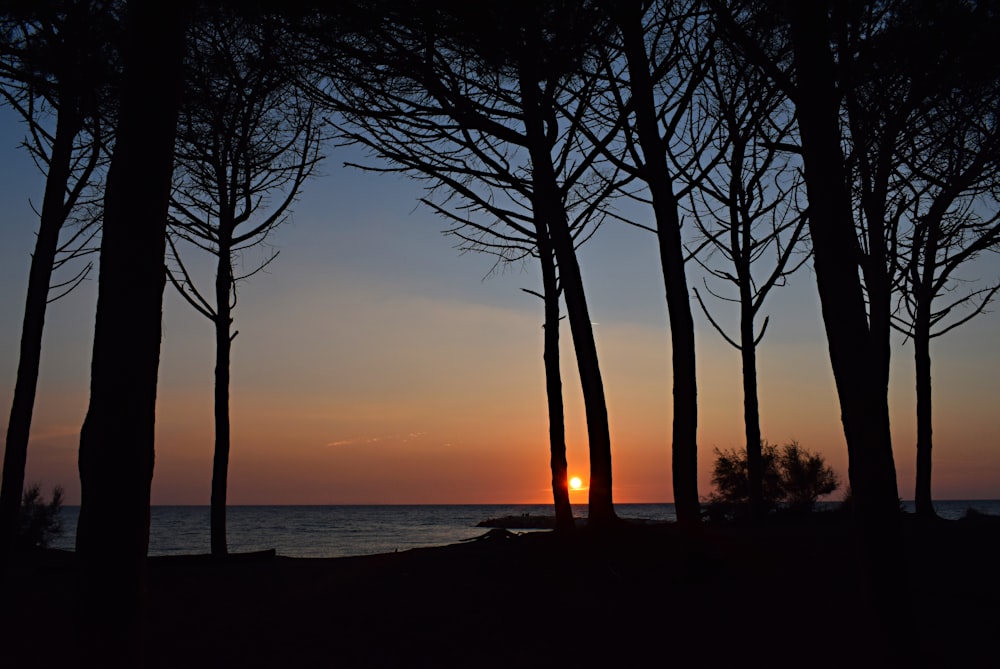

{"left": 1, "top": 104, "right": 999, "bottom": 506}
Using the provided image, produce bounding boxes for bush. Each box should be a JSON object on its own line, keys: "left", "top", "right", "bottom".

{"left": 777, "top": 441, "right": 839, "bottom": 511}
{"left": 707, "top": 441, "right": 783, "bottom": 509}
{"left": 16, "top": 483, "right": 64, "bottom": 550}
{"left": 707, "top": 441, "right": 839, "bottom": 517}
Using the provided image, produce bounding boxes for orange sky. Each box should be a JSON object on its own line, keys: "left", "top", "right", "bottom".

{"left": 2, "top": 107, "right": 999, "bottom": 506}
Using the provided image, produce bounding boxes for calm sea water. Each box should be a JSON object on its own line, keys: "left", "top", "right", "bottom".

{"left": 50, "top": 500, "right": 1000, "bottom": 558}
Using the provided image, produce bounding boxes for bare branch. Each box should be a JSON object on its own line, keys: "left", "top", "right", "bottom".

{"left": 693, "top": 287, "right": 741, "bottom": 350}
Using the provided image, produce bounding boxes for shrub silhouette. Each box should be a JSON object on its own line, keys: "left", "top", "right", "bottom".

{"left": 777, "top": 441, "right": 839, "bottom": 511}
{"left": 17, "top": 483, "right": 64, "bottom": 550}
{"left": 708, "top": 441, "right": 839, "bottom": 517}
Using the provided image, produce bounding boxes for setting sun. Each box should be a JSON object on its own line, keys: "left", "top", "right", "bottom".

{"left": 569, "top": 476, "right": 583, "bottom": 490}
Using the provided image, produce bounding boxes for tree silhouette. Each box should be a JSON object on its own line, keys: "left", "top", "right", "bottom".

{"left": 703, "top": 0, "right": 1000, "bottom": 659}
{"left": 0, "top": 0, "right": 116, "bottom": 571}
{"left": 709, "top": 0, "right": 902, "bottom": 535}
{"left": 882, "top": 5, "right": 1000, "bottom": 517}
{"left": 704, "top": 3, "right": 919, "bottom": 659}
{"left": 74, "top": 2, "right": 189, "bottom": 664}
{"left": 687, "top": 33, "right": 808, "bottom": 522}
{"left": 666, "top": 7, "right": 1000, "bottom": 662}
{"left": 581, "top": 0, "right": 716, "bottom": 526}
{"left": 310, "top": 0, "right": 625, "bottom": 527}
{"left": 167, "top": 7, "right": 324, "bottom": 556}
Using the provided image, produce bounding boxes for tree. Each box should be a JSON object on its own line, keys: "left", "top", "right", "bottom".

{"left": 780, "top": 0, "right": 902, "bottom": 531}
{"left": 579, "top": 0, "right": 717, "bottom": 527}
{"left": 895, "top": 112, "right": 1000, "bottom": 518}
{"left": 709, "top": 0, "right": 902, "bottom": 540}
{"left": 513, "top": 4, "right": 622, "bottom": 528}
{"left": 0, "top": 0, "right": 116, "bottom": 572}
{"left": 167, "top": 7, "right": 324, "bottom": 556}
{"left": 708, "top": 440, "right": 838, "bottom": 515}
{"left": 74, "top": 2, "right": 189, "bottom": 664}
{"left": 687, "top": 25, "right": 808, "bottom": 522}
{"left": 877, "top": 1, "right": 1000, "bottom": 518}
{"left": 310, "top": 0, "right": 625, "bottom": 527}
{"left": 710, "top": 1, "right": 1000, "bottom": 530}
{"left": 705, "top": 0, "right": 947, "bottom": 658}
{"left": 699, "top": 4, "right": 1000, "bottom": 664}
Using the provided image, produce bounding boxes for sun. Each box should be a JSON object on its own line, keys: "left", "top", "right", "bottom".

{"left": 569, "top": 476, "right": 583, "bottom": 490}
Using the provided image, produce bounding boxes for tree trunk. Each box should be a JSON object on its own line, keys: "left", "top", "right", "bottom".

{"left": 732, "top": 139, "right": 765, "bottom": 520}
{"left": 540, "top": 190, "right": 615, "bottom": 527}
{"left": 518, "top": 68, "right": 616, "bottom": 528}
{"left": 913, "top": 304, "right": 935, "bottom": 518}
{"left": 552, "top": 223, "right": 616, "bottom": 527}
{"left": 538, "top": 232, "right": 574, "bottom": 533}
{"left": 211, "top": 246, "right": 233, "bottom": 556}
{"left": 787, "top": 0, "right": 900, "bottom": 526}
{"left": 913, "top": 214, "right": 942, "bottom": 520}
{"left": 0, "top": 106, "right": 79, "bottom": 570}
{"left": 659, "top": 216, "right": 701, "bottom": 528}
{"left": 75, "top": 4, "right": 187, "bottom": 665}
{"left": 741, "top": 306, "right": 764, "bottom": 521}
{"left": 786, "top": 2, "right": 910, "bottom": 660}
{"left": 617, "top": 8, "right": 700, "bottom": 527}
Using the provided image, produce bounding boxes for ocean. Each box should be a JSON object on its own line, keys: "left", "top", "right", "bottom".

{"left": 49, "top": 500, "right": 1000, "bottom": 558}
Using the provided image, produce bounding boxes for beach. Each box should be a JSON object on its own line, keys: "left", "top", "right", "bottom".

{"left": 5, "top": 514, "right": 999, "bottom": 668}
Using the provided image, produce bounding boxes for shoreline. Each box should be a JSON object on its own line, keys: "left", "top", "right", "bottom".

{"left": 44, "top": 500, "right": 1000, "bottom": 558}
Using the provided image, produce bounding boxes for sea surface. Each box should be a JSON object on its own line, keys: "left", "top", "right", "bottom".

{"left": 50, "top": 500, "right": 1000, "bottom": 558}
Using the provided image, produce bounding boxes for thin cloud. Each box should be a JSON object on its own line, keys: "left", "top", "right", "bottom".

{"left": 325, "top": 431, "right": 429, "bottom": 448}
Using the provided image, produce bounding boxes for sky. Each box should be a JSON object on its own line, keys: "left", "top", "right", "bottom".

{"left": 1, "top": 105, "right": 999, "bottom": 506}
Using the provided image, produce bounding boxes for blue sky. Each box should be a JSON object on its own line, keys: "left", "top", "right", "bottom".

{"left": 2, "top": 103, "right": 999, "bottom": 505}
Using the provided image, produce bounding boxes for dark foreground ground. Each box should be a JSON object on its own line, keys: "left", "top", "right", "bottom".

{"left": 4, "top": 513, "right": 999, "bottom": 668}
